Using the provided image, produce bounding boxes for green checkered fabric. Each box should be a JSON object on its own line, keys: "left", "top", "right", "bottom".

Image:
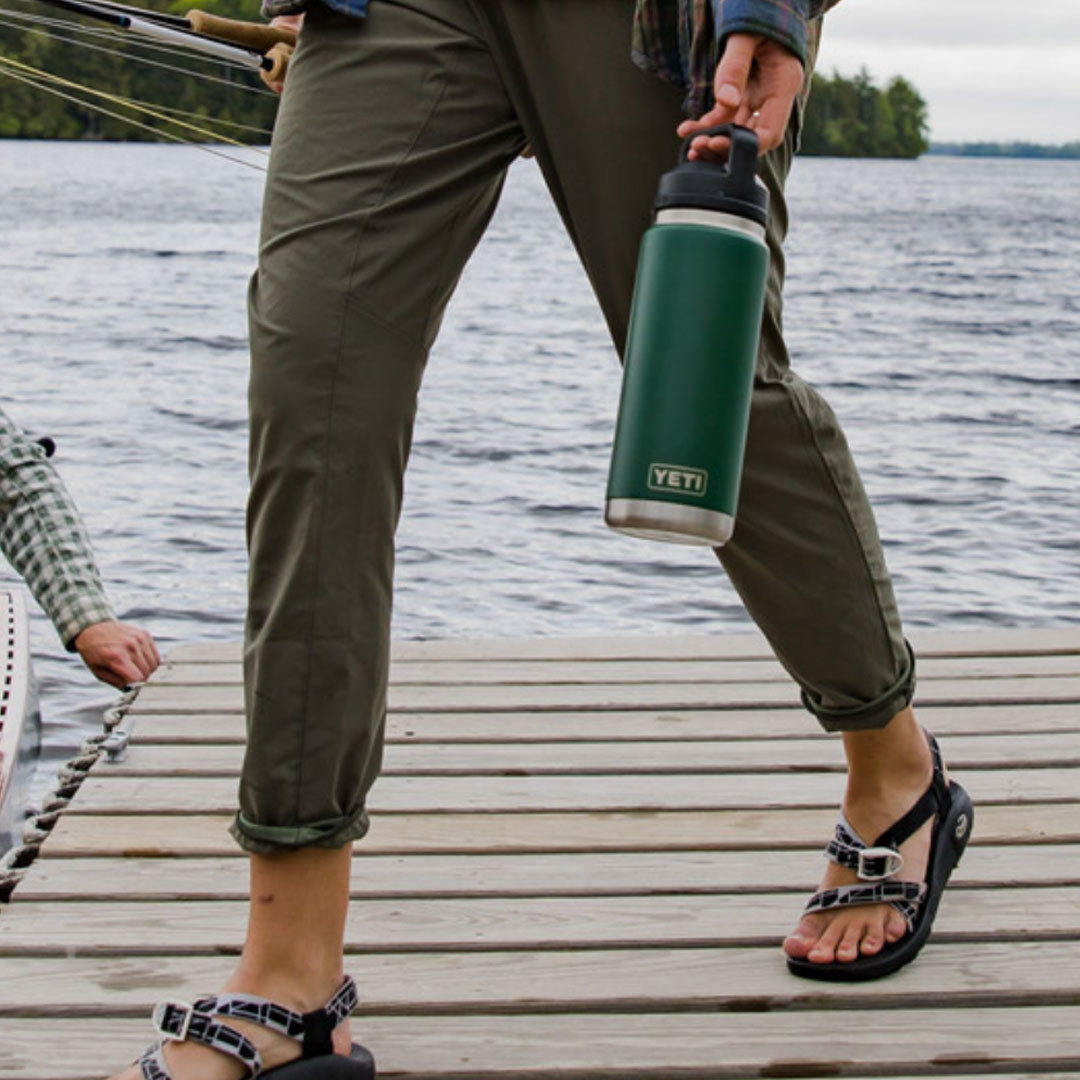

{"left": 1, "top": 407, "right": 114, "bottom": 649}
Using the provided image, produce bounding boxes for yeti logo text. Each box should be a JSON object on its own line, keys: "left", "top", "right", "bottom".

{"left": 648, "top": 464, "right": 708, "bottom": 497}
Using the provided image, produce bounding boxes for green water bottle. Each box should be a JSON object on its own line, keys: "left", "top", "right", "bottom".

{"left": 606, "top": 124, "right": 769, "bottom": 546}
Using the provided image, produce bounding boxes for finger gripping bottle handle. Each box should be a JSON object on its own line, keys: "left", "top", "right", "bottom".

{"left": 678, "top": 122, "right": 759, "bottom": 178}
{"left": 656, "top": 123, "right": 767, "bottom": 225}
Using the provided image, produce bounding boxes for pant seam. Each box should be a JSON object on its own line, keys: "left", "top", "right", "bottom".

{"left": 290, "top": 36, "right": 467, "bottom": 826}
{"left": 782, "top": 375, "right": 905, "bottom": 709}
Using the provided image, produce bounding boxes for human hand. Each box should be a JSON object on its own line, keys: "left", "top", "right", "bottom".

{"left": 261, "top": 14, "right": 303, "bottom": 93}
{"left": 677, "top": 33, "right": 804, "bottom": 160}
{"left": 74, "top": 620, "right": 161, "bottom": 689}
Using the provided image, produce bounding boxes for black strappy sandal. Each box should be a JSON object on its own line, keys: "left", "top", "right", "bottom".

{"left": 137, "top": 975, "right": 375, "bottom": 1078}
{"left": 786, "top": 733, "right": 973, "bottom": 982}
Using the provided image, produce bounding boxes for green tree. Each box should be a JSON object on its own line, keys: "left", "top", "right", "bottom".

{"left": 800, "top": 68, "right": 929, "bottom": 158}
{"left": 0, "top": 0, "right": 278, "bottom": 141}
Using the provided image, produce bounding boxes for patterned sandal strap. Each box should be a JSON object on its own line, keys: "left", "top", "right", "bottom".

{"left": 823, "top": 732, "right": 949, "bottom": 882}
{"left": 209, "top": 975, "right": 359, "bottom": 1052}
{"left": 804, "top": 879, "right": 928, "bottom": 932}
{"left": 138, "top": 1011, "right": 261, "bottom": 1080}
{"left": 826, "top": 816, "right": 904, "bottom": 881}
{"left": 138, "top": 975, "right": 359, "bottom": 1078}
{"left": 875, "top": 733, "right": 950, "bottom": 851}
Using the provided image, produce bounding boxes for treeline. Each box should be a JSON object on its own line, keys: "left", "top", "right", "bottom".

{"left": 0, "top": 0, "right": 277, "bottom": 141}
{"left": 3, "top": 13, "right": 934, "bottom": 156}
{"left": 801, "top": 69, "right": 929, "bottom": 158}
{"left": 930, "top": 142, "right": 1080, "bottom": 159}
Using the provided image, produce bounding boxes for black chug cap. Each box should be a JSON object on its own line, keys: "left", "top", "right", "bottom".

{"left": 654, "top": 124, "right": 769, "bottom": 226}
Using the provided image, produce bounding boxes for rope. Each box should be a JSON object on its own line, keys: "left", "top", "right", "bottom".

{"left": 0, "top": 56, "right": 268, "bottom": 170}
{"left": 0, "top": 688, "right": 138, "bottom": 902}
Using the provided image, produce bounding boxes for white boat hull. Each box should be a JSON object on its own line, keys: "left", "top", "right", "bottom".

{"left": 1, "top": 591, "right": 41, "bottom": 853}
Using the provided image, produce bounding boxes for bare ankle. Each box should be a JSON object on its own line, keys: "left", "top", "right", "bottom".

{"left": 226, "top": 961, "right": 346, "bottom": 1012}
{"left": 842, "top": 709, "right": 932, "bottom": 792}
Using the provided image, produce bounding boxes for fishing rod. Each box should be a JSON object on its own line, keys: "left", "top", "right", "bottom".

{"left": 25, "top": 0, "right": 294, "bottom": 75}
{"left": 0, "top": 7, "right": 278, "bottom": 90}
{"left": 58, "top": 0, "right": 296, "bottom": 51}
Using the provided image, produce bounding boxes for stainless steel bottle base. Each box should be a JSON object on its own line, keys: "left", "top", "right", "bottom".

{"left": 605, "top": 498, "right": 734, "bottom": 547}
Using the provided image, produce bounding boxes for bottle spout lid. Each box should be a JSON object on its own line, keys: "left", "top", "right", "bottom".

{"left": 654, "top": 124, "right": 769, "bottom": 226}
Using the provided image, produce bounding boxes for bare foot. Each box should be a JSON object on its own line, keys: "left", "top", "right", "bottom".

{"left": 106, "top": 976, "right": 353, "bottom": 1080}
{"left": 784, "top": 728, "right": 936, "bottom": 966}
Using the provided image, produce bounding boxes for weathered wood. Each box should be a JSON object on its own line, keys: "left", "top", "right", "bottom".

{"left": 169, "top": 626, "right": 1080, "bottom": 664}
{"left": 7, "top": 629, "right": 1080, "bottom": 1080}
{"left": 3, "top": 941, "right": 1080, "bottom": 1016}
{"left": 2, "top": 1009, "right": 1079, "bottom": 1079}
{"left": 127, "top": 674, "right": 1080, "bottom": 714}
{"left": 65, "top": 768, "right": 1080, "bottom": 815}
{"left": 42, "top": 801, "right": 1080, "bottom": 857}
{"left": 121, "top": 703, "right": 1080, "bottom": 741}
{"left": 153, "top": 652, "right": 1080, "bottom": 687}
{"left": 0, "top": 887, "right": 1075, "bottom": 955}
{"left": 17, "top": 845, "right": 1080, "bottom": 901}
{"left": 99, "top": 730, "right": 1080, "bottom": 777}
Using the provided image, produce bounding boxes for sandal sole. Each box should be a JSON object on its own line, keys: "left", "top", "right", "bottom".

{"left": 262, "top": 1043, "right": 376, "bottom": 1079}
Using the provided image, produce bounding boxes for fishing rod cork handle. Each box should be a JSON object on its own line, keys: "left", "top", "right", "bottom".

{"left": 186, "top": 9, "right": 297, "bottom": 50}
{"left": 262, "top": 41, "right": 293, "bottom": 84}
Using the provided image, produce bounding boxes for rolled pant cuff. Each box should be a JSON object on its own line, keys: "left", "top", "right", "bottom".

{"left": 801, "top": 641, "right": 917, "bottom": 733}
{"left": 230, "top": 808, "right": 370, "bottom": 855}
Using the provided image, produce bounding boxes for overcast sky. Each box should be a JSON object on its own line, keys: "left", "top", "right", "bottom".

{"left": 814, "top": 0, "right": 1080, "bottom": 144}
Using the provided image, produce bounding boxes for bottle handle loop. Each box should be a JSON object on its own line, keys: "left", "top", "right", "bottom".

{"left": 678, "top": 123, "right": 759, "bottom": 185}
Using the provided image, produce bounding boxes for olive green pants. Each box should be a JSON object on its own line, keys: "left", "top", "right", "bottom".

{"left": 236, "top": 0, "right": 915, "bottom": 854}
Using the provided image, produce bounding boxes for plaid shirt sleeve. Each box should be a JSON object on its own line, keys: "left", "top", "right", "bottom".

{"left": 634, "top": 0, "right": 838, "bottom": 116}
{"left": 0, "top": 409, "right": 114, "bottom": 650}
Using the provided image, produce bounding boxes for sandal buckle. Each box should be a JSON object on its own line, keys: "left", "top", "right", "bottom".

{"left": 153, "top": 1000, "right": 196, "bottom": 1043}
{"left": 857, "top": 846, "right": 903, "bottom": 881}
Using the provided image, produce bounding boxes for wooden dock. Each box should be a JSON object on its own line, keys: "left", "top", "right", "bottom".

{"left": 2, "top": 628, "right": 1079, "bottom": 1079}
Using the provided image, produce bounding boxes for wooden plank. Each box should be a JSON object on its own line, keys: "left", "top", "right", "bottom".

{"left": 1, "top": 887, "right": 1077, "bottom": 955}
{"left": 42, "top": 802, "right": 1080, "bottom": 857}
{"left": 16, "top": 844, "right": 1080, "bottom": 901}
{"left": 169, "top": 625, "right": 1080, "bottom": 664}
{"left": 65, "top": 768, "right": 1080, "bottom": 815}
{"left": 3, "top": 941, "right": 1080, "bottom": 1016}
{"left": 123, "top": 703, "right": 1080, "bottom": 742}
{"left": 127, "top": 675, "right": 1080, "bottom": 714}
{"left": 2, "top": 1008, "right": 1079, "bottom": 1079}
{"left": 100, "top": 731, "right": 1080, "bottom": 777}
{"left": 153, "top": 652, "right": 1080, "bottom": 687}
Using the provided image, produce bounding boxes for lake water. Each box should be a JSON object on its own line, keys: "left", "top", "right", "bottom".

{"left": 1, "top": 143, "right": 1078, "bottom": 836}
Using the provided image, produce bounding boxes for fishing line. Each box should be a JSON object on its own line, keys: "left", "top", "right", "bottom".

{"left": 0, "top": 6, "right": 267, "bottom": 83}
{"left": 23, "top": 0, "right": 272, "bottom": 70}
{"left": 0, "top": 55, "right": 268, "bottom": 170}
{"left": 0, "top": 0, "right": 269, "bottom": 74}
{"left": 0, "top": 10, "right": 275, "bottom": 94}
{"left": 0, "top": 52, "right": 270, "bottom": 148}
{"left": 63, "top": 0, "right": 192, "bottom": 30}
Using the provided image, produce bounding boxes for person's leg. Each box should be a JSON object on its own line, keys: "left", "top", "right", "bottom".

{"left": 111, "top": 2, "right": 524, "bottom": 1077}
{"left": 476, "top": 0, "right": 945, "bottom": 969}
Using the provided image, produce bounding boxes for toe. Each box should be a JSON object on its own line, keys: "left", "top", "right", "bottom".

{"left": 806, "top": 917, "right": 846, "bottom": 964}
{"left": 885, "top": 906, "right": 909, "bottom": 943}
{"left": 860, "top": 922, "right": 886, "bottom": 956}
{"left": 834, "top": 917, "right": 867, "bottom": 963}
{"left": 782, "top": 914, "right": 823, "bottom": 959}
{"left": 783, "top": 930, "right": 815, "bottom": 959}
